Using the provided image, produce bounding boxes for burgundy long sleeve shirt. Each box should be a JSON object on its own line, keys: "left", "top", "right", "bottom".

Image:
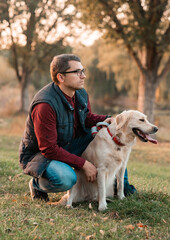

{"left": 31, "top": 92, "right": 106, "bottom": 169}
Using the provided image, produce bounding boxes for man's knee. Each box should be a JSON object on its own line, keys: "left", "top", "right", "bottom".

{"left": 42, "top": 160, "right": 77, "bottom": 192}
{"left": 50, "top": 170, "right": 77, "bottom": 191}
{"left": 48, "top": 169, "right": 77, "bottom": 192}
{"left": 61, "top": 171, "right": 77, "bottom": 191}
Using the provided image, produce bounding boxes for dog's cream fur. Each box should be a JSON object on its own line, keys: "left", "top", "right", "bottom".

{"left": 58, "top": 110, "right": 158, "bottom": 211}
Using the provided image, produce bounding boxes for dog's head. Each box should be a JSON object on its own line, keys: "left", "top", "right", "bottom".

{"left": 115, "top": 110, "right": 158, "bottom": 144}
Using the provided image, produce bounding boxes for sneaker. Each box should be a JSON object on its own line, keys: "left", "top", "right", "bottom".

{"left": 124, "top": 182, "right": 137, "bottom": 197}
{"left": 29, "top": 179, "right": 49, "bottom": 202}
{"left": 114, "top": 181, "right": 137, "bottom": 197}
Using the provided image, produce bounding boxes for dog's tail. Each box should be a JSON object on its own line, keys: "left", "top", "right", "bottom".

{"left": 47, "top": 193, "right": 69, "bottom": 206}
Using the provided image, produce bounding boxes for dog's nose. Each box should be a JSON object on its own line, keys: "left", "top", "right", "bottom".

{"left": 153, "top": 126, "right": 158, "bottom": 132}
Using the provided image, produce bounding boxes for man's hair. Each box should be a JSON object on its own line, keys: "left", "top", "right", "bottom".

{"left": 50, "top": 54, "right": 81, "bottom": 84}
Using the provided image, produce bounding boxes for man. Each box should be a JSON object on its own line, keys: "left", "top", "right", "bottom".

{"left": 19, "top": 54, "right": 136, "bottom": 202}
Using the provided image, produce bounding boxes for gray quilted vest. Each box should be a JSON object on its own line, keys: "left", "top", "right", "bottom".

{"left": 19, "top": 82, "right": 89, "bottom": 172}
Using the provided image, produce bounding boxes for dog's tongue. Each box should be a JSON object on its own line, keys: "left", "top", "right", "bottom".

{"left": 145, "top": 134, "right": 158, "bottom": 144}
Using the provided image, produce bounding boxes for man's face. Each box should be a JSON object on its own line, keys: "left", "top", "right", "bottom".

{"left": 60, "top": 60, "right": 86, "bottom": 91}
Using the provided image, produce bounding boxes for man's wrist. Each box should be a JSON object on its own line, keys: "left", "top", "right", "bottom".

{"left": 81, "top": 159, "right": 86, "bottom": 169}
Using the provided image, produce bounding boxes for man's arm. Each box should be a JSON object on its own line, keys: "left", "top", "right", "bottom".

{"left": 31, "top": 103, "right": 86, "bottom": 170}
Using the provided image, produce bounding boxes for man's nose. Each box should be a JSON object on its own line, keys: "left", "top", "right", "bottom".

{"left": 80, "top": 72, "right": 86, "bottom": 78}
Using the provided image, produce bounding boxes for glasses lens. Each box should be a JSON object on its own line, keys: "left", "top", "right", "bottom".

{"left": 77, "top": 68, "right": 86, "bottom": 76}
{"left": 82, "top": 68, "right": 86, "bottom": 74}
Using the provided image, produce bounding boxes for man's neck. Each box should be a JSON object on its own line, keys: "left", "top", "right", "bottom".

{"left": 58, "top": 85, "right": 75, "bottom": 98}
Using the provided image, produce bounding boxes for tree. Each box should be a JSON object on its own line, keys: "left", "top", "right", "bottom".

{"left": 71, "top": 0, "right": 170, "bottom": 121}
{"left": 74, "top": 41, "right": 119, "bottom": 106}
{"left": 0, "top": 0, "right": 73, "bottom": 112}
{"left": 96, "top": 40, "right": 139, "bottom": 98}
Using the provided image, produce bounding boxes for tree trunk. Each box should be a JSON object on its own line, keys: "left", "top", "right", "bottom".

{"left": 137, "top": 72, "right": 157, "bottom": 123}
{"left": 20, "top": 73, "right": 30, "bottom": 113}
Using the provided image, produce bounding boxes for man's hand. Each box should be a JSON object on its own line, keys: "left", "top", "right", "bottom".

{"left": 82, "top": 160, "right": 97, "bottom": 182}
{"left": 104, "top": 117, "right": 115, "bottom": 124}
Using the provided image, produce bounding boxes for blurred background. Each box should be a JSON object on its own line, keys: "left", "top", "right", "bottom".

{"left": 0, "top": 0, "right": 169, "bottom": 141}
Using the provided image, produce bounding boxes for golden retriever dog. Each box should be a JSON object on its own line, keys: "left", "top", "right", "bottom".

{"left": 58, "top": 110, "right": 158, "bottom": 211}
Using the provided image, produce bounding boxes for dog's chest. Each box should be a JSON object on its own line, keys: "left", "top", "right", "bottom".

{"left": 104, "top": 150, "right": 124, "bottom": 172}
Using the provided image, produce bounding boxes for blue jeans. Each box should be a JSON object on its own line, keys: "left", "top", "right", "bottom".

{"left": 32, "top": 130, "right": 93, "bottom": 192}
{"left": 32, "top": 130, "right": 129, "bottom": 193}
{"left": 33, "top": 160, "right": 77, "bottom": 193}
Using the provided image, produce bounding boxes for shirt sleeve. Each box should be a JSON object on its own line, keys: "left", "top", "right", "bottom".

{"left": 85, "top": 97, "right": 107, "bottom": 128}
{"left": 31, "top": 103, "right": 86, "bottom": 169}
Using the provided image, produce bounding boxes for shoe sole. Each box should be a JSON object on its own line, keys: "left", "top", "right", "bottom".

{"left": 29, "top": 179, "right": 34, "bottom": 201}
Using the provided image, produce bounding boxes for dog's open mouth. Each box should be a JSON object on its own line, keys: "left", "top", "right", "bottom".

{"left": 132, "top": 128, "right": 157, "bottom": 144}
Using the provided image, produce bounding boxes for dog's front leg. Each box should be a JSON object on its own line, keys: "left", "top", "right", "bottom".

{"left": 66, "top": 187, "right": 75, "bottom": 207}
{"left": 116, "top": 166, "right": 126, "bottom": 200}
{"left": 97, "top": 169, "right": 107, "bottom": 211}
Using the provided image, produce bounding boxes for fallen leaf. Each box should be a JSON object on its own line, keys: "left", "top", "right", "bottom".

{"left": 99, "top": 229, "right": 105, "bottom": 236}
{"left": 137, "top": 223, "right": 147, "bottom": 228}
{"left": 47, "top": 201, "right": 59, "bottom": 205}
{"left": 35, "top": 204, "right": 41, "bottom": 208}
{"left": 80, "top": 232, "right": 86, "bottom": 237}
{"left": 94, "top": 223, "right": 99, "bottom": 227}
{"left": 21, "top": 203, "right": 29, "bottom": 207}
{"left": 124, "top": 224, "right": 135, "bottom": 230}
{"left": 110, "top": 226, "right": 117, "bottom": 233}
{"left": 162, "top": 219, "right": 166, "bottom": 223}
{"left": 102, "top": 217, "right": 108, "bottom": 221}
{"left": 29, "top": 225, "right": 38, "bottom": 235}
{"left": 85, "top": 233, "right": 96, "bottom": 240}
{"left": 24, "top": 195, "right": 29, "bottom": 200}
{"left": 74, "top": 226, "right": 81, "bottom": 231}
{"left": 145, "top": 228, "right": 149, "bottom": 239}
{"left": 109, "top": 211, "right": 120, "bottom": 219}
{"left": 8, "top": 176, "right": 12, "bottom": 181}
{"left": 8, "top": 233, "right": 16, "bottom": 236}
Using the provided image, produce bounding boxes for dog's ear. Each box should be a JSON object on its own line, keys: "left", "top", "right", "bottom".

{"left": 116, "top": 111, "right": 128, "bottom": 130}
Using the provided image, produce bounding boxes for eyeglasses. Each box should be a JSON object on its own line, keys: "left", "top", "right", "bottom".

{"left": 60, "top": 68, "right": 86, "bottom": 77}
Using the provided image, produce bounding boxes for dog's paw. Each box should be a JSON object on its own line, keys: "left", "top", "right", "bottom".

{"left": 117, "top": 194, "right": 125, "bottom": 200}
{"left": 65, "top": 204, "right": 73, "bottom": 209}
{"left": 56, "top": 194, "right": 69, "bottom": 206}
{"left": 98, "top": 202, "right": 107, "bottom": 211}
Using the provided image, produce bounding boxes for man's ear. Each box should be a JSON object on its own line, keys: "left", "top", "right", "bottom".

{"left": 57, "top": 73, "right": 64, "bottom": 83}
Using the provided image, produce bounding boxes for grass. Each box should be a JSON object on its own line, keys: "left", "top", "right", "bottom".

{"left": 0, "top": 113, "right": 170, "bottom": 240}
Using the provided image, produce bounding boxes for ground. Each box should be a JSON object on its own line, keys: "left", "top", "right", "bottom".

{"left": 0, "top": 111, "right": 169, "bottom": 240}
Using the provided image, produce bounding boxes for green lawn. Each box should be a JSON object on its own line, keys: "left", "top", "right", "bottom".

{"left": 0, "top": 134, "right": 169, "bottom": 240}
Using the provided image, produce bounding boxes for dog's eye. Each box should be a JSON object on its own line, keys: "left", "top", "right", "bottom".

{"left": 139, "top": 119, "right": 145, "bottom": 122}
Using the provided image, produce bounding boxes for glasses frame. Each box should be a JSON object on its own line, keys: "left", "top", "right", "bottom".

{"left": 60, "top": 68, "right": 86, "bottom": 77}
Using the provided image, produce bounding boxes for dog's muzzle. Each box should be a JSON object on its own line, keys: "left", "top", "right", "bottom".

{"left": 132, "top": 126, "right": 158, "bottom": 144}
